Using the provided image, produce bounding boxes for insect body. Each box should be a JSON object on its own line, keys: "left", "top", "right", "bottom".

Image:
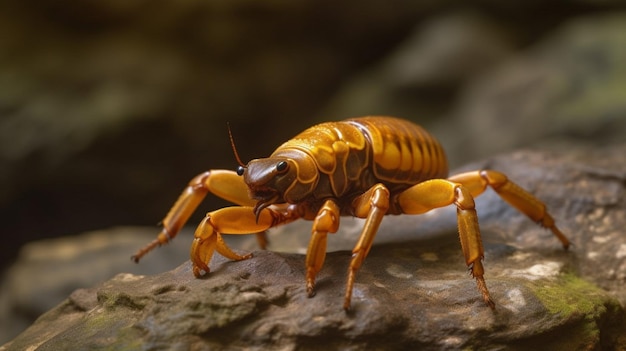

{"left": 132, "top": 116, "right": 570, "bottom": 310}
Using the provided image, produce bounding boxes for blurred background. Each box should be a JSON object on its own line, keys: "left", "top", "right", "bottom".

{"left": 1, "top": 0, "right": 626, "bottom": 343}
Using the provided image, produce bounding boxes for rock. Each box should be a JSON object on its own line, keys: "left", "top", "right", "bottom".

{"left": 320, "top": 11, "right": 516, "bottom": 120}
{"left": 2, "top": 143, "right": 626, "bottom": 350}
{"left": 445, "top": 13, "right": 626, "bottom": 166}
{"left": 5, "top": 249, "right": 624, "bottom": 351}
{"left": 0, "top": 227, "right": 192, "bottom": 343}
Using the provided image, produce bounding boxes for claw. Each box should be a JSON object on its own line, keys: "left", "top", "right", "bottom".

{"left": 189, "top": 217, "right": 258, "bottom": 278}
{"left": 306, "top": 274, "right": 316, "bottom": 298}
{"left": 253, "top": 195, "right": 279, "bottom": 223}
{"left": 190, "top": 234, "right": 215, "bottom": 278}
{"left": 131, "top": 230, "right": 171, "bottom": 263}
{"left": 476, "top": 276, "right": 495, "bottom": 309}
{"left": 193, "top": 265, "right": 208, "bottom": 277}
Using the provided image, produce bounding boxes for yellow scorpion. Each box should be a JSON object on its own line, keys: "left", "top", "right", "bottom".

{"left": 133, "top": 116, "right": 570, "bottom": 310}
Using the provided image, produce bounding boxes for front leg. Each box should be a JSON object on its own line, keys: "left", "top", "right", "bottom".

{"left": 449, "top": 170, "right": 570, "bottom": 249}
{"left": 305, "top": 199, "right": 341, "bottom": 298}
{"left": 344, "top": 183, "right": 390, "bottom": 310}
{"left": 132, "top": 170, "right": 256, "bottom": 263}
{"left": 191, "top": 205, "right": 301, "bottom": 277}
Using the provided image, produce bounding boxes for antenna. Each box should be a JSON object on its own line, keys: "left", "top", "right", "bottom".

{"left": 227, "top": 122, "right": 246, "bottom": 168}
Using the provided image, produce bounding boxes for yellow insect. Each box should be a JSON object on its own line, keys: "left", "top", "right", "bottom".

{"left": 132, "top": 116, "right": 570, "bottom": 310}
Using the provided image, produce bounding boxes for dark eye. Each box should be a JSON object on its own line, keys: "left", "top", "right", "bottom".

{"left": 276, "top": 161, "right": 288, "bottom": 173}
{"left": 236, "top": 166, "right": 245, "bottom": 176}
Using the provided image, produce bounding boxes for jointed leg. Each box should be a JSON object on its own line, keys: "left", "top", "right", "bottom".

{"left": 449, "top": 170, "right": 570, "bottom": 249}
{"left": 344, "top": 184, "right": 390, "bottom": 310}
{"left": 191, "top": 205, "right": 301, "bottom": 277}
{"left": 397, "top": 179, "right": 495, "bottom": 308}
{"left": 305, "top": 199, "right": 341, "bottom": 298}
{"left": 132, "top": 170, "right": 256, "bottom": 262}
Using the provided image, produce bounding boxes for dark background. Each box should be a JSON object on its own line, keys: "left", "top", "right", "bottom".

{"left": 2, "top": 1, "right": 626, "bottom": 273}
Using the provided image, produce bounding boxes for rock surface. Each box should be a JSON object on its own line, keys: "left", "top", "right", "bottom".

{"left": 3, "top": 144, "right": 626, "bottom": 350}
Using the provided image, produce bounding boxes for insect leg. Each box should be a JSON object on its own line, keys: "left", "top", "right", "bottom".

{"left": 397, "top": 179, "right": 495, "bottom": 309}
{"left": 345, "top": 183, "right": 390, "bottom": 310}
{"left": 191, "top": 205, "right": 301, "bottom": 277}
{"left": 449, "top": 170, "right": 570, "bottom": 249}
{"left": 132, "top": 170, "right": 258, "bottom": 263}
{"left": 305, "top": 199, "right": 340, "bottom": 298}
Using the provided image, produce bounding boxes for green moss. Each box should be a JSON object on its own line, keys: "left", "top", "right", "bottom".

{"left": 533, "top": 273, "right": 607, "bottom": 317}
{"left": 529, "top": 273, "right": 615, "bottom": 347}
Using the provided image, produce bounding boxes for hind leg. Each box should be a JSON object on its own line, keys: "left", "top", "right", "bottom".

{"left": 449, "top": 170, "right": 570, "bottom": 249}
{"left": 397, "top": 179, "right": 495, "bottom": 308}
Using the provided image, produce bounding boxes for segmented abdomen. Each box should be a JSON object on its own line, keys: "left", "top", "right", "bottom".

{"left": 273, "top": 116, "right": 448, "bottom": 198}
{"left": 348, "top": 117, "right": 448, "bottom": 187}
